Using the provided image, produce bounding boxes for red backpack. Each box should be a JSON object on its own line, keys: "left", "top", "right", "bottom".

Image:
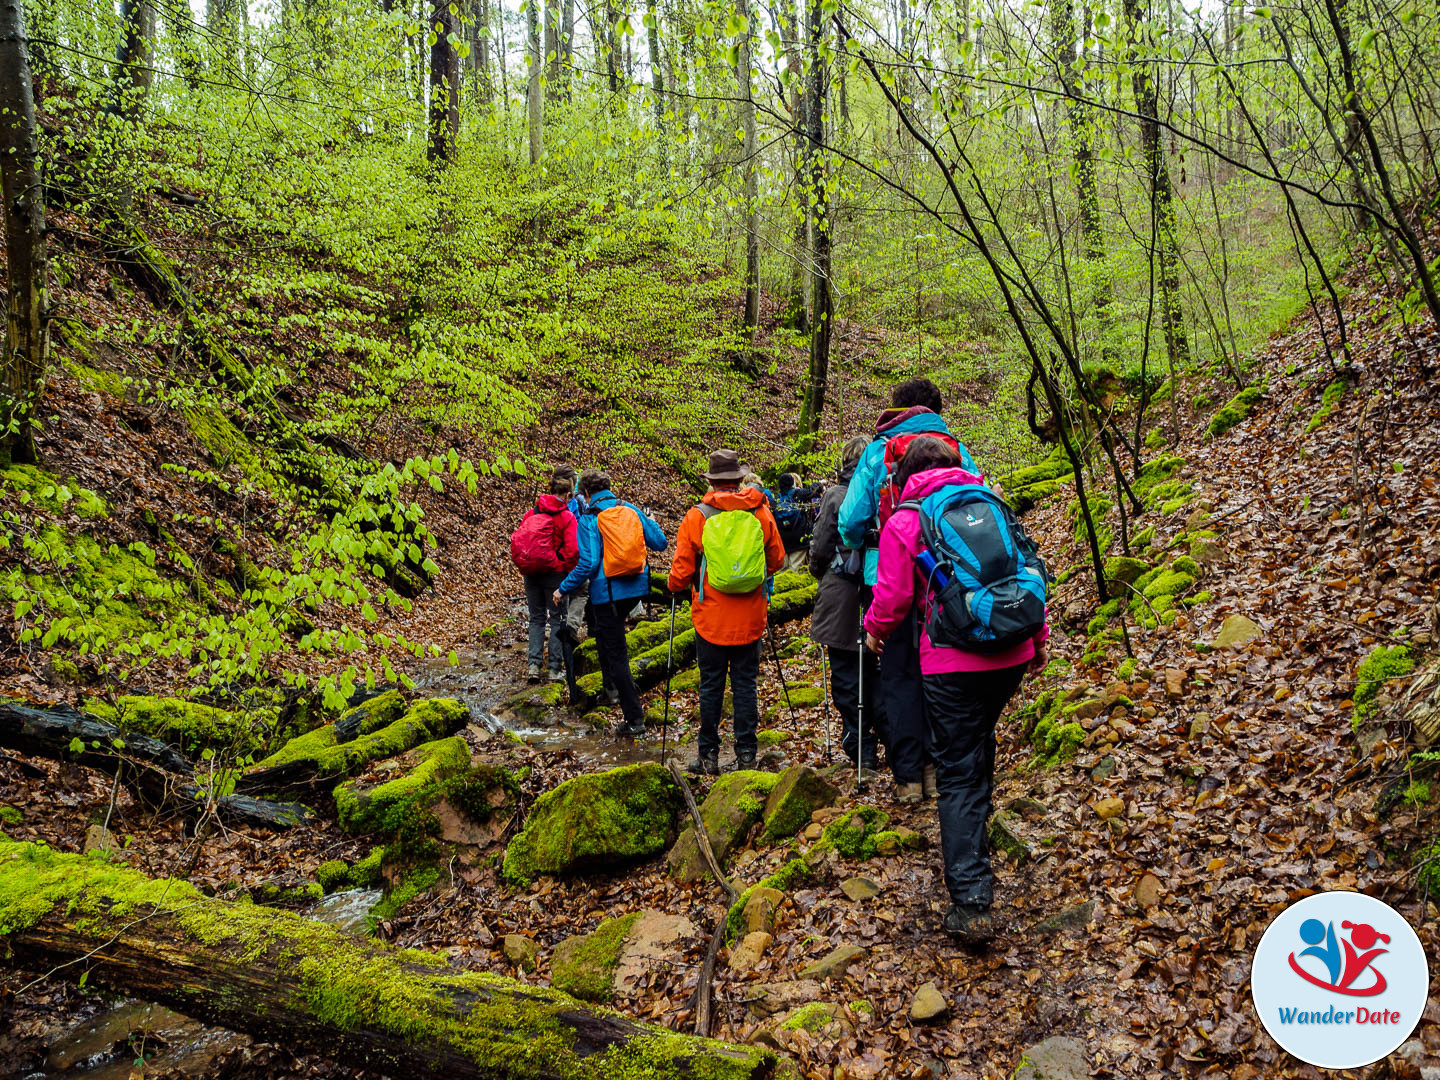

{"left": 876, "top": 430, "right": 962, "bottom": 527}
{"left": 511, "top": 504, "right": 565, "bottom": 574}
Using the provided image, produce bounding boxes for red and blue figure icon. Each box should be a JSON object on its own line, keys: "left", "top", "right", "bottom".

{"left": 1289, "top": 918, "right": 1390, "bottom": 996}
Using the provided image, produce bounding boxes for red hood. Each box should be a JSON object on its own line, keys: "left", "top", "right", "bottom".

{"left": 875, "top": 405, "right": 937, "bottom": 434}
{"left": 703, "top": 486, "right": 768, "bottom": 511}
{"left": 535, "top": 493, "right": 569, "bottom": 513}
{"left": 900, "top": 466, "right": 987, "bottom": 502}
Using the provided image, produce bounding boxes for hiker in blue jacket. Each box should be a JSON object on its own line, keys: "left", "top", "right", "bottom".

{"left": 555, "top": 470, "right": 667, "bottom": 738}
{"left": 839, "top": 378, "right": 980, "bottom": 803}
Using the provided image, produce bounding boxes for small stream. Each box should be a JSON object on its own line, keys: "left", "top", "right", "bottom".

{"left": 413, "top": 648, "right": 675, "bottom": 767}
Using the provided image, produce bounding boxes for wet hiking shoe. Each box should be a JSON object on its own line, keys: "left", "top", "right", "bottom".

{"left": 615, "top": 720, "right": 646, "bottom": 739}
{"left": 527, "top": 663, "right": 541, "bottom": 683}
{"left": 548, "top": 670, "right": 565, "bottom": 683}
{"left": 922, "top": 764, "right": 938, "bottom": 800}
{"left": 896, "top": 781, "right": 924, "bottom": 805}
{"left": 688, "top": 752, "right": 719, "bottom": 776}
{"left": 735, "top": 752, "right": 758, "bottom": 771}
{"left": 943, "top": 903, "right": 995, "bottom": 947}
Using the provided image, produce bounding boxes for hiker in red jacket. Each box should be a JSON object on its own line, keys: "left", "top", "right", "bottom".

{"left": 512, "top": 474, "right": 580, "bottom": 682}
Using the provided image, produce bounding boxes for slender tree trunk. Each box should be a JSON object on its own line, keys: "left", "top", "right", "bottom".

{"left": 1122, "top": 0, "right": 1189, "bottom": 368}
{"left": 475, "top": 0, "right": 493, "bottom": 106}
{"left": 207, "top": 0, "right": 239, "bottom": 66}
{"left": 428, "top": 0, "right": 459, "bottom": 163}
{"left": 527, "top": 0, "right": 544, "bottom": 163}
{"left": 605, "top": 0, "right": 619, "bottom": 94}
{"left": 796, "top": 0, "right": 830, "bottom": 445}
{"left": 784, "top": 0, "right": 809, "bottom": 332}
{"left": 0, "top": 0, "right": 47, "bottom": 466}
{"left": 560, "top": 0, "right": 575, "bottom": 97}
{"left": 543, "top": 0, "right": 559, "bottom": 98}
{"left": 738, "top": 0, "right": 759, "bottom": 337}
{"left": 111, "top": 0, "right": 156, "bottom": 116}
{"left": 647, "top": 0, "right": 666, "bottom": 165}
{"left": 1049, "top": 0, "right": 1111, "bottom": 358}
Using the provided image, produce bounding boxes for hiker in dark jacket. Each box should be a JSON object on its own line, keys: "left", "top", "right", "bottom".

{"left": 838, "top": 378, "right": 980, "bottom": 804}
{"left": 513, "top": 474, "right": 580, "bottom": 682}
{"left": 555, "top": 470, "right": 667, "bottom": 737}
{"left": 809, "top": 437, "right": 882, "bottom": 771}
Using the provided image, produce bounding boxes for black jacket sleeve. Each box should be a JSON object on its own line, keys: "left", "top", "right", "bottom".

{"left": 809, "top": 487, "right": 842, "bottom": 580}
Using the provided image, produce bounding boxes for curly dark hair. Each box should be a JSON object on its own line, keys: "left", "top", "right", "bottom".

{"left": 891, "top": 377, "right": 943, "bottom": 415}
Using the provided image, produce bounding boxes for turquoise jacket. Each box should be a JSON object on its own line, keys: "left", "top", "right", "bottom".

{"left": 838, "top": 407, "right": 978, "bottom": 585}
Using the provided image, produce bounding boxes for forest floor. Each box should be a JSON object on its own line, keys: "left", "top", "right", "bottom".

{"left": 6, "top": 205, "right": 1440, "bottom": 1078}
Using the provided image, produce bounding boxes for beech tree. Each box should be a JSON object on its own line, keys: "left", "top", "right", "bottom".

{"left": 0, "top": 0, "right": 48, "bottom": 465}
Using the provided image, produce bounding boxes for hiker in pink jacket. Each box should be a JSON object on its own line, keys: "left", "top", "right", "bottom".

{"left": 864, "top": 437, "right": 1049, "bottom": 947}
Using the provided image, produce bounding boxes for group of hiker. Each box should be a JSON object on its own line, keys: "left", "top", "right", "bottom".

{"left": 510, "top": 378, "right": 1050, "bottom": 943}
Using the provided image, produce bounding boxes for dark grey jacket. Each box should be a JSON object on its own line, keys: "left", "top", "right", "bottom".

{"left": 808, "top": 467, "right": 862, "bottom": 651}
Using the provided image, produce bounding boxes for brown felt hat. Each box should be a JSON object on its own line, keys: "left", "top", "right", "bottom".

{"left": 702, "top": 448, "right": 747, "bottom": 482}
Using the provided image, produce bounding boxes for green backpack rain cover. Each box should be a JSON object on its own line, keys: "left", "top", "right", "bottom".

{"left": 698, "top": 504, "right": 767, "bottom": 596}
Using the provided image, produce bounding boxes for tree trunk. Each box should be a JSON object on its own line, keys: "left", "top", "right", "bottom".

{"left": 206, "top": 0, "right": 239, "bottom": 65}
{"left": 428, "top": 0, "right": 460, "bottom": 163}
{"left": 738, "top": 0, "right": 759, "bottom": 337}
{"left": 605, "top": 0, "right": 620, "bottom": 93}
{"left": 0, "top": 843, "right": 785, "bottom": 1080}
{"left": 795, "top": 0, "right": 830, "bottom": 448}
{"left": 648, "top": 0, "right": 666, "bottom": 165}
{"left": 112, "top": 0, "right": 156, "bottom": 115}
{"left": 544, "top": 0, "right": 559, "bottom": 98}
{"left": 1121, "top": 0, "right": 1188, "bottom": 368}
{"left": 0, "top": 701, "right": 313, "bottom": 830}
{"left": 527, "top": 0, "right": 544, "bottom": 164}
{"left": 0, "top": 0, "right": 47, "bottom": 466}
{"left": 560, "top": 0, "right": 575, "bottom": 97}
{"left": 782, "top": 0, "right": 809, "bottom": 332}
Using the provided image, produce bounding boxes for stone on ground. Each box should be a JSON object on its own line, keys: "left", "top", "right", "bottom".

{"left": 728, "top": 931, "right": 772, "bottom": 974}
{"left": 1214, "top": 614, "right": 1262, "bottom": 649}
{"left": 988, "top": 811, "right": 1031, "bottom": 863}
{"left": 840, "top": 875, "right": 882, "bottom": 901}
{"left": 1013, "top": 1035, "right": 1091, "bottom": 1080}
{"left": 83, "top": 823, "right": 114, "bottom": 854}
{"left": 1092, "top": 797, "right": 1125, "bottom": 820}
{"left": 1032, "top": 898, "right": 1097, "bottom": 937}
{"left": 799, "top": 943, "right": 866, "bottom": 980}
{"left": 743, "top": 979, "right": 824, "bottom": 1016}
{"left": 909, "top": 982, "right": 948, "bottom": 1022}
{"left": 502, "top": 934, "right": 538, "bottom": 973}
{"left": 742, "top": 886, "right": 784, "bottom": 935}
{"left": 666, "top": 769, "right": 778, "bottom": 882}
{"left": 552, "top": 910, "right": 696, "bottom": 1002}
{"left": 502, "top": 762, "right": 680, "bottom": 885}
{"left": 612, "top": 911, "right": 700, "bottom": 994}
{"left": 760, "top": 765, "right": 840, "bottom": 842}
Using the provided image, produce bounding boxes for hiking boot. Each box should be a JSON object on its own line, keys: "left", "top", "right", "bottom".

{"left": 548, "top": 669, "right": 566, "bottom": 683}
{"left": 687, "top": 752, "right": 720, "bottom": 776}
{"left": 615, "top": 719, "right": 646, "bottom": 739}
{"left": 922, "top": 764, "right": 938, "bottom": 800}
{"left": 527, "top": 663, "right": 541, "bottom": 683}
{"left": 604, "top": 686, "right": 620, "bottom": 705}
{"left": 896, "top": 781, "right": 923, "bottom": 805}
{"left": 943, "top": 903, "right": 995, "bottom": 947}
{"left": 735, "top": 752, "right": 758, "bottom": 771}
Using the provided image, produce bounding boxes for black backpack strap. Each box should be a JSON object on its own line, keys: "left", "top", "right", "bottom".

{"left": 697, "top": 503, "right": 721, "bottom": 520}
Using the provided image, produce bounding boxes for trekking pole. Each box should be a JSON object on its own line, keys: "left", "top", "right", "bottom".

{"left": 817, "top": 642, "right": 834, "bottom": 764}
{"left": 661, "top": 592, "right": 677, "bottom": 767}
{"left": 856, "top": 612, "right": 867, "bottom": 790}
{"left": 767, "top": 623, "right": 801, "bottom": 730}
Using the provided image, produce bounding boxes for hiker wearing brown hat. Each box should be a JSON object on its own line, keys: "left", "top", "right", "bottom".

{"left": 668, "top": 449, "right": 786, "bottom": 773}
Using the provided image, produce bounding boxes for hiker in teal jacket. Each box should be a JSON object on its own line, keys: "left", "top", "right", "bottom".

{"left": 555, "top": 471, "right": 667, "bottom": 737}
{"left": 839, "top": 379, "right": 980, "bottom": 803}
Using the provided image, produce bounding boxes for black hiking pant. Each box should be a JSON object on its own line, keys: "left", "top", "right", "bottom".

{"left": 828, "top": 646, "right": 881, "bottom": 765}
{"left": 696, "top": 635, "right": 760, "bottom": 760}
{"left": 589, "top": 600, "right": 644, "bottom": 727}
{"left": 880, "top": 617, "right": 928, "bottom": 784}
{"left": 924, "top": 664, "right": 1027, "bottom": 908}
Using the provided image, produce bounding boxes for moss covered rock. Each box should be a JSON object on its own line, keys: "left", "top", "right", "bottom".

{"left": 667, "top": 770, "right": 779, "bottom": 883}
{"left": 725, "top": 858, "right": 811, "bottom": 942}
{"left": 1208, "top": 383, "right": 1264, "bottom": 438}
{"left": 760, "top": 765, "right": 839, "bottom": 843}
{"left": 765, "top": 685, "right": 824, "bottom": 720}
{"left": 551, "top": 912, "right": 643, "bottom": 1003}
{"left": 1103, "top": 556, "right": 1150, "bottom": 587}
{"left": 496, "top": 682, "right": 566, "bottom": 724}
{"left": 503, "top": 763, "right": 681, "bottom": 886}
{"left": 334, "top": 736, "right": 471, "bottom": 836}
{"left": 1354, "top": 644, "right": 1415, "bottom": 729}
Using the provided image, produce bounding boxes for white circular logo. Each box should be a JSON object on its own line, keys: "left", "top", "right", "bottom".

{"left": 1251, "top": 892, "right": 1428, "bottom": 1069}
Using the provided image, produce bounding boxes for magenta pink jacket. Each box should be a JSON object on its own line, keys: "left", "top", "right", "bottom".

{"left": 863, "top": 466, "right": 1049, "bottom": 675}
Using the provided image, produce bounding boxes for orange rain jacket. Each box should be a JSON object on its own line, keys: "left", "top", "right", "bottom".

{"left": 668, "top": 486, "right": 786, "bottom": 646}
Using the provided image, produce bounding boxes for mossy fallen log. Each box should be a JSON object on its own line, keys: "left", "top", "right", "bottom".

{"left": 239, "top": 698, "right": 468, "bottom": 797}
{"left": 0, "top": 701, "right": 312, "bottom": 830}
{"left": 0, "top": 842, "right": 787, "bottom": 1080}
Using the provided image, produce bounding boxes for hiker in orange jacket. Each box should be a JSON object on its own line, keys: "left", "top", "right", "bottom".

{"left": 668, "top": 449, "right": 785, "bottom": 774}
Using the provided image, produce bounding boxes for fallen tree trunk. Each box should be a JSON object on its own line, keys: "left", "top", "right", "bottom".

{"left": 0, "top": 842, "right": 786, "bottom": 1080}
{"left": 0, "top": 701, "right": 313, "bottom": 830}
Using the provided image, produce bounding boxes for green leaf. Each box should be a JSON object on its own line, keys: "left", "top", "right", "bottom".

{"left": 69, "top": 737, "right": 85, "bottom": 755}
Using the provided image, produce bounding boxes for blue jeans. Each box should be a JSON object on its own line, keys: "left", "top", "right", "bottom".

{"left": 524, "top": 572, "right": 565, "bottom": 673}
